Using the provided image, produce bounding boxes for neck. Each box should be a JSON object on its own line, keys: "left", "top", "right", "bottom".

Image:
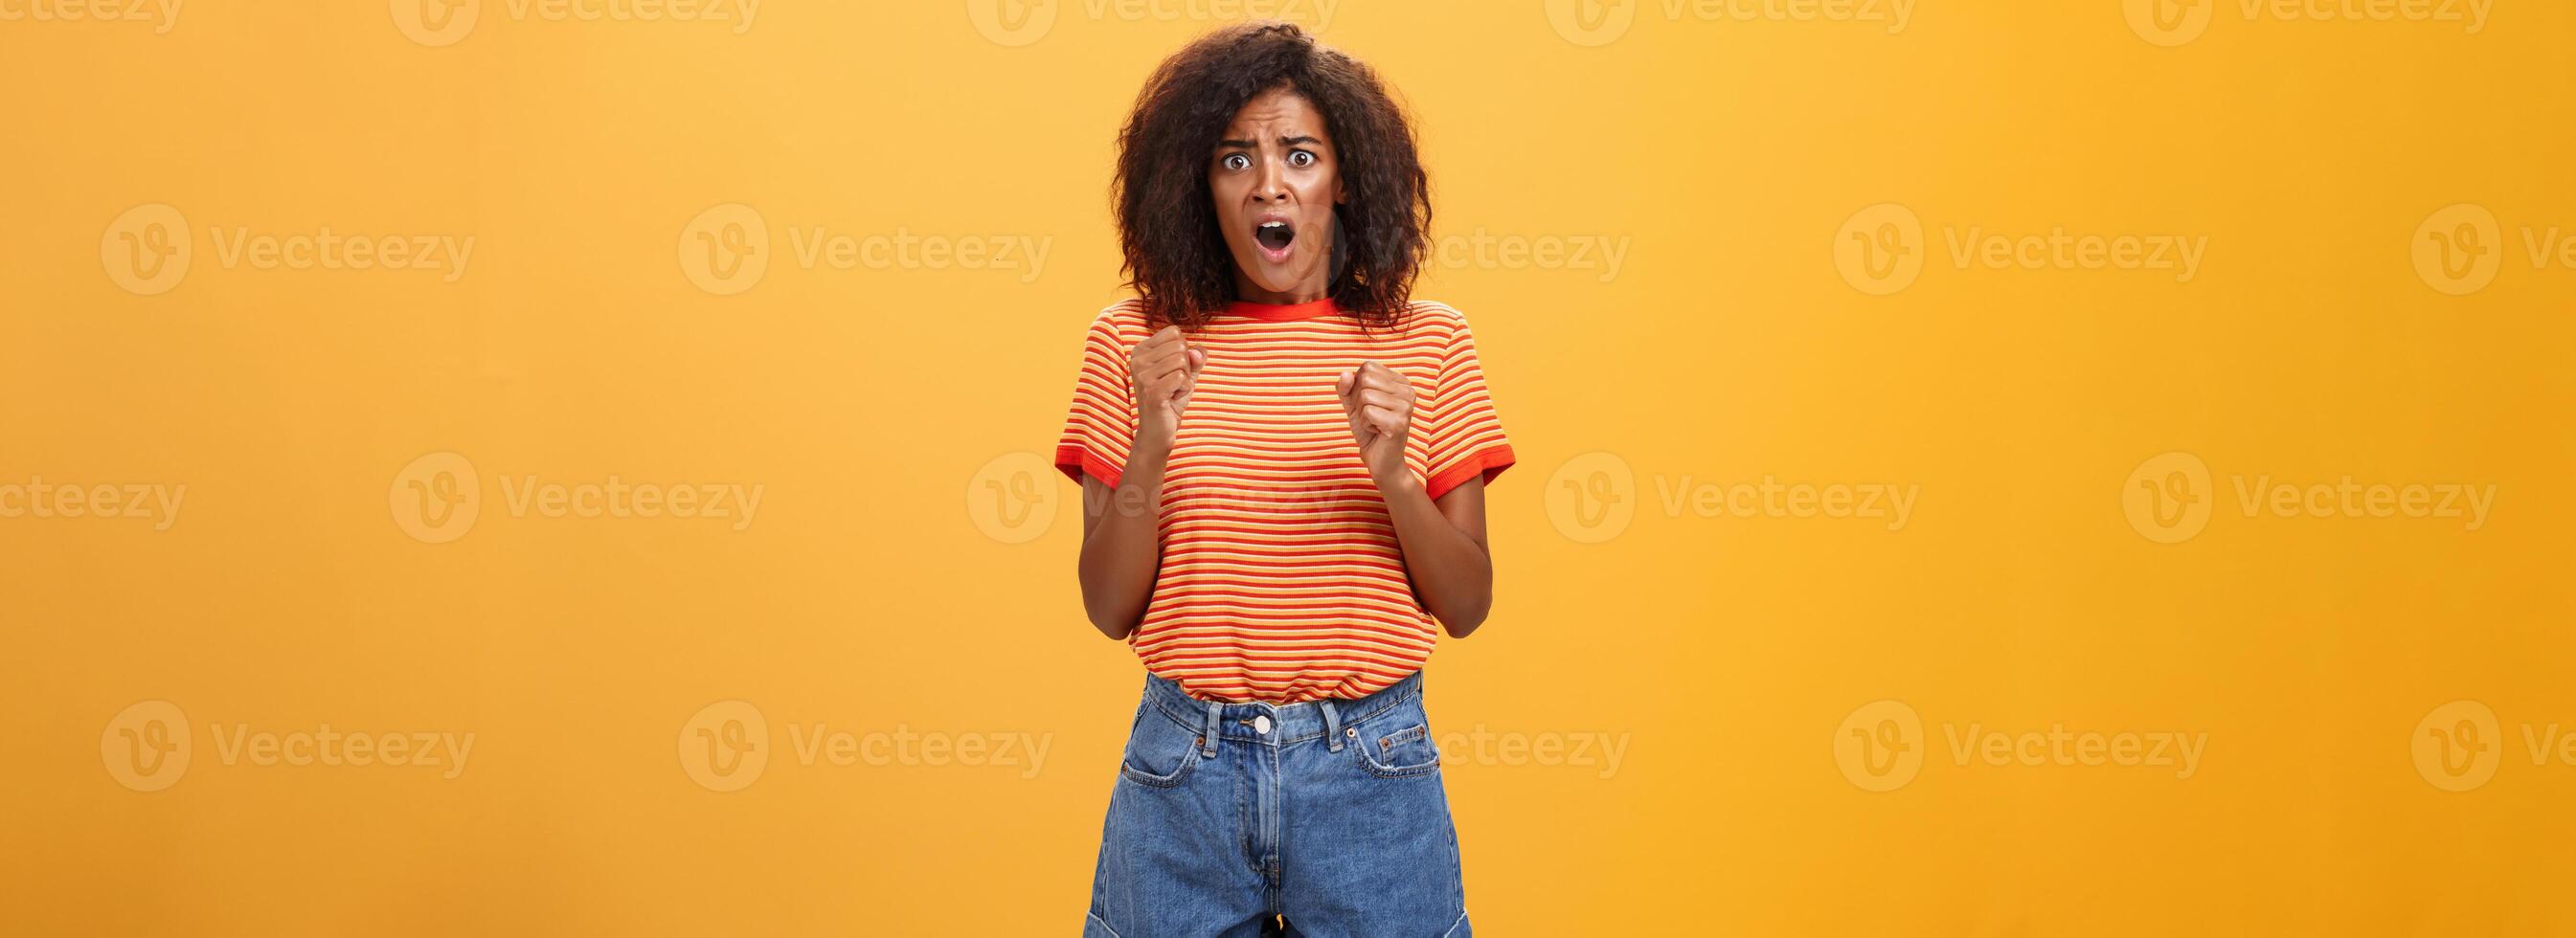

{"left": 1232, "top": 275, "right": 1328, "bottom": 305}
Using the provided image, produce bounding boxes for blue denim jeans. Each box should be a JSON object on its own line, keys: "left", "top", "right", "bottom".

{"left": 1084, "top": 670, "right": 1470, "bottom": 937}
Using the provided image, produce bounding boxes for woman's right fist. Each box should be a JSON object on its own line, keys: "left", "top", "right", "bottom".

{"left": 1128, "top": 324, "right": 1207, "bottom": 448}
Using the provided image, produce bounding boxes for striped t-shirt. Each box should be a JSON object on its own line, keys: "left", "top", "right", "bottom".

{"left": 1055, "top": 297, "right": 1514, "bottom": 704}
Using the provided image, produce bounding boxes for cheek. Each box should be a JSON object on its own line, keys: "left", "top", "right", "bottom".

{"left": 1299, "top": 169, "right": 1340, "bottom": 204}
{"left": 1210, "top": 186, "right": 1254, "bottom": 236}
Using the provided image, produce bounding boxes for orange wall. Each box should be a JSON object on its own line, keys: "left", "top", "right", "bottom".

{"left": 5, "top": 1, "right": 2572, "bottom": 933}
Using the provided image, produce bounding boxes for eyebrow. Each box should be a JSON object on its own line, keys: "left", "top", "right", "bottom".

{"left": 1217, "top": 135, "right": 1325, "bottom": 149}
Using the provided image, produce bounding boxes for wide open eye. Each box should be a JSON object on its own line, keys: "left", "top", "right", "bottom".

{"left": 1221, "top": 153, "right": 1252, "bottom": 171}
{"left": 1288, "top": 150, "right": 1316, "bottom": 168}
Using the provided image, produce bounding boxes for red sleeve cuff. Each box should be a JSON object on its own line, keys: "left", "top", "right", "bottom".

{"left": 1053, "top": 444, "right": 1124, "bottom": 489}
{"left": 1422, "top": 443, "right": 1516, "bottom": 502}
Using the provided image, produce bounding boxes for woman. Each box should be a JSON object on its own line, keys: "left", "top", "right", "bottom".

{"left": 1055, "top": 21, "right": 1511, "bottom": 938}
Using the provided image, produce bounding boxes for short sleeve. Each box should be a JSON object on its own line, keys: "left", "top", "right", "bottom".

{"left": 1054, "top": 307, "right": 1139, "bottom": 487}
{"left": 1417, "top": 308, "right": 1515, "bottom": 501}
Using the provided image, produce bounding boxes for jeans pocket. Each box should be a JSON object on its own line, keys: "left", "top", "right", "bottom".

{"left": 1117, "top": 705, "right": 1203, "bottom": 788}
{"left": 1353, "top": 720, "right": 1441, "bottom": 778}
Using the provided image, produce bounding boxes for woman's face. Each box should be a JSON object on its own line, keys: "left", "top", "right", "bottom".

{"left": 1210, "top": 86, "right": 1344, "bottom": 304}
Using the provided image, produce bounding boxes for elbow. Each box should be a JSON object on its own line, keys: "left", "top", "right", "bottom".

{"left": 1087, "top": 607, "right": 1137, "bottom": 640}
{"left": 1436, "top": 596, "right": 1491, "bottom": 639}
{"left": 1078, "top": 588, "right": 1138, "bottom": 640}
{"left": 1077, "top": 578, "right": 1139, "bottom": 639}
{"left": 1076, "top": 556, "right": 1139, "bottom": 640}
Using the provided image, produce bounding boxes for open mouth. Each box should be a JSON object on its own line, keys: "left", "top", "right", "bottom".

{"left": 1254, "top": 220, "right": 1296, "bottom": 255}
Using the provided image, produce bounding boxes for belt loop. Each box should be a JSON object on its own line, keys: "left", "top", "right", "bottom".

{"left": 1201, "top": 700, "right": 1223, "bottom": 758}
{"left": 1320, "top": 699, "right": 1344, "bottom": 752}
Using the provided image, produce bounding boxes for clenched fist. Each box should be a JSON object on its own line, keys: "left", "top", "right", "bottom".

{"left": 1128, "top": 324, "right": 1207, "bottom": 449}
{"left": 1335, "top": 361, "right": 1415, "bottom": 490}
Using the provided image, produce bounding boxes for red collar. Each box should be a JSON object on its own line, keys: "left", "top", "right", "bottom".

{"left": 1225, "top": 298, "right": 1340, "bottom": 321}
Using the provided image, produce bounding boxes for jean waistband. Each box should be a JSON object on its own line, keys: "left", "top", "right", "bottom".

{"left": 1142, "top": 671, "right": 1426, "bottom": 749}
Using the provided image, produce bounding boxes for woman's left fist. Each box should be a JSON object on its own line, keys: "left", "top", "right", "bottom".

{"left": 1335, "top": 361, "right": 1415, "bottom": 490}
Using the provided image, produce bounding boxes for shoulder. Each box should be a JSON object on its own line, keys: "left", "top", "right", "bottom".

{"left": 1083, "top": 299, "right": 1153, "bottom": 343}
{"left": 1400, "top": 300, "right": 1476, "bottom": 343}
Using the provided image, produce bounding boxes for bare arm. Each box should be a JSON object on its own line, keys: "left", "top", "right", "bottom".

{"left": 1339, "top": 361, "right": 1495, "bottom": 638}
{"left": 1076, "top": 444, "right": 1169, "bottom": 640}
{"left": 1378, "top": 474, "right": 1493, "bottom": 638}
{"left": 1074, "top": 325, "right": 1203, "bottom": 639}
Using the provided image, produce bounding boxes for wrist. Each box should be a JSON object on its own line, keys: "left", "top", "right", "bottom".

{"left": 1372, "top": 469, "right": 1423, "bottom": 499}
{"left": 1128, "top": 436, "right": 1174, "bottom": 470}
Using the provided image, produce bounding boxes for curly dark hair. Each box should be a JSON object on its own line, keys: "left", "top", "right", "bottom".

{"left": 1114, "top": 21, "right": 1431, "bottom": 330}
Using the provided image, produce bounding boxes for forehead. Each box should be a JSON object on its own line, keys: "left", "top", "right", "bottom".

{"left": 1223, "top": 87, "right": 1328, "bottom": 142}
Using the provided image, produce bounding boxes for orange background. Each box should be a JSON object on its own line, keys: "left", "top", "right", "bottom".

{"left": 5, "top": 1, "right": 2574, "bottom": 934}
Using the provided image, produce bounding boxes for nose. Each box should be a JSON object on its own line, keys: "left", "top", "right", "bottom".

{"left": 1253, "top": 160, "right": 1290, "bottom": 203}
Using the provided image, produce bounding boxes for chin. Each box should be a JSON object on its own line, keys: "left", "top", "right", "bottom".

{"left": 1244, "top": 273, "right": 1302, "bottom": 295}
{"left": 1233, "top": 260, "right": 1323, "bottom": 299}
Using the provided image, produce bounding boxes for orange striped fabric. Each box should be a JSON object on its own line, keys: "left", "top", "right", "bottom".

{"left": 1055, "top": 297, "right": 1514, "bottom": 704}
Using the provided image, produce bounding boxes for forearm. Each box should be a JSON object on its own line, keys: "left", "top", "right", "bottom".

{"left": 1076, "top": 441, "right": 1171, "bottom": 639}
{"left": 1379, "top": 478, "right": 1493, "bottom": 637}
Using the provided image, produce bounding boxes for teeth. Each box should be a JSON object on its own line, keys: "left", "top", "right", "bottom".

{"left": 1260, "top": 221, "right": 1287, "bottom": 229}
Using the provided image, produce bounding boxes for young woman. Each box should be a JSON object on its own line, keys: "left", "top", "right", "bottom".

{"left": 1055, "top": 21, "right": 1512, "bottom": 938}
